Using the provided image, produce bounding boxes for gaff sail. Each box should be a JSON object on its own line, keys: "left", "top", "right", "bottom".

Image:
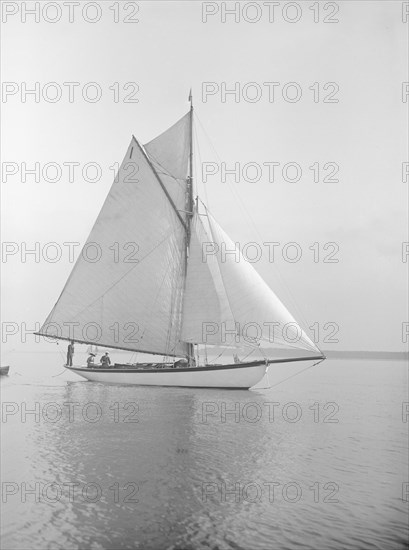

{"left": 37, "top": 125, "right": 190, "bottom": 357}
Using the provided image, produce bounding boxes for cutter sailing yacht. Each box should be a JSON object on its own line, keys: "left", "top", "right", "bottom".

{"left": 37, "top": 95, "right": 324, "bottom": 388}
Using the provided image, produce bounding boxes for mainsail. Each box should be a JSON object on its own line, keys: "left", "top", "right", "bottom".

{"left": 38, "top": 108, "right": 320, "bottom": 360}
{"left": 38, "top": 124, "right": 190, "bottom": 357}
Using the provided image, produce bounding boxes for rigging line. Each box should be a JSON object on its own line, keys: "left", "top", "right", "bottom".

{"left": 203, "top": 206, "right": 237, "bottom": 329}
{"left": 257, "top": 358, "right": 325, "bottom": 389}
{"left": 133, "top": 137, "right": 187, "bottom": 232}
{"left": 141, "top": 258, "right": 172, "bottom": 347}
{"left": 194, "top": 113, "right": 316, "bottom": 350}
{"left": 258, "top": 336, "right": 319, "bottom": 353}
{"left": 40, "top": 136, "right": 166, "bottom": 331}
{"left": 145, "top": 150, "right": 186, "bottom": 189}
{"left": 193, "top": 120, "right": 210, "bottom": 209}
{"left": 239, "top": 337, "right": 315, "bottom": 354}
{"left": 48, "top": 227, "right": 181, "bottom": 328}
{"left": 40, "top": 188, "right": 184, "bottom": 336}
{"left": 52, "top": 369, "right": 67, "bottom": 377}
{"left": 164, "top": 243, "right": 186, "bottom": 357}
{"left": 34, "top": 334, "right": 183, "bottom": 358}
{"left": 208, "top": 350, "right": 226, "bottom": 364}
{"left": 204, "top": 208, "right": 312, "bottom": 355}
{"left": 254, "top": 342, "right": 267, "bottom": 362}
{"left": 141, "top": 240, "right": 185, "bottom": 357}
{"left": 199, "top": 197, "right": 317, "bottom": 355}
{"left": 240, "top": 348, "right": 256, "bottom": 362}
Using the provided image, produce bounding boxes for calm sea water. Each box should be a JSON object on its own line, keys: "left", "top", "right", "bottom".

{"left": 1, "top": 353, "right": 408, "bottom": 550}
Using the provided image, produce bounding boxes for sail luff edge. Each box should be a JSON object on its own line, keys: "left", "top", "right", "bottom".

{"left": 132, "top": 136, "right": 187, "bottom": 232}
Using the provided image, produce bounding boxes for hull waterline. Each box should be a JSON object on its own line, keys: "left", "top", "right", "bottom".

{"left": 64, "top": 356, "right": 324, "bottom": 389}
{"left": 66, "top": 362, "right": 268, "bottom": 389}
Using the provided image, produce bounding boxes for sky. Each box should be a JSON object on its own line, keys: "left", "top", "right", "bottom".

{"left": 1, "top": 0, "right": 408, "bottom": 353}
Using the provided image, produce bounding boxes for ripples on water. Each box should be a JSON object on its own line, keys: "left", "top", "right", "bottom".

{"left": 1, "top": 355, "right": 408, "bottom": 549}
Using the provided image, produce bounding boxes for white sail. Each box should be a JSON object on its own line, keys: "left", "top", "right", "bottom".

{"left": 38, "top": 107, "right": 320, "bottom": 362}
{"left": 181, "top": 213, "right": 237, "bottom": 346}
{"left": 38, "top": 137, "right": 188, "bottom": 357}
{"left": 182, "top": 210, "right": 319, "bottom": 354}
{"left": 144, "top": 113, "right": 190, "bottom": 223}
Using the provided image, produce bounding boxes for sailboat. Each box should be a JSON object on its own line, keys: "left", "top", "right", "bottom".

{"left": 36, "top": 95, "right": 324, "bottom": 389}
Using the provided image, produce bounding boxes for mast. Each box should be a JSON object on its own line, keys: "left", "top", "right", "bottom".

{"left": 188, "top": 89, "right": 194, "bottom": 219}
{"left": 186, "top": 89, "right": 195, "bottom": 366}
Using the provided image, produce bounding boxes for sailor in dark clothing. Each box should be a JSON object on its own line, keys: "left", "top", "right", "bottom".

{"left": 66, "top": 341, "right": 74, "bottom": 366}
{"left": 101, "top": 352, "right": 111, "bottom": 367}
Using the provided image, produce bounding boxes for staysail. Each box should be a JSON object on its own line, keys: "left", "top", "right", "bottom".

{"left": 37, "top": 132, "right": 190, "bottom": 357}
{"left": 181, "top": 213, "right": 236, "bottom": 346}
{"left": 181, "top": 210, "right": 319, "bottom": 354}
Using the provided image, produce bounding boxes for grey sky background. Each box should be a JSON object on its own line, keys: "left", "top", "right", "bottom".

{"left": 1, "top": 1, "right": 408, "bottom": 353}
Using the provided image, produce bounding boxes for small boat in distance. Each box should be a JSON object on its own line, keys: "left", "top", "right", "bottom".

{"left": 0, "top": 366, "right": 10, "bottom": 376}
{"left": 36, "top": 94, "right": 325, "bottom": 389}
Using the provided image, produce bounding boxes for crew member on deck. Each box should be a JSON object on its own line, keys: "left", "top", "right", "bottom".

{"left": 86, "top": 353, "right": 96, "bottom": 367}
{"left": 101, "top": 352, "right": 111, "bottom": 367}
{"left": 66, "top": 341, "right": 74, "bottom": 366}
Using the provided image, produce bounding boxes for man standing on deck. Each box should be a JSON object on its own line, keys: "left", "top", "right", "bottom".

{"left": 66, "top": 341, "right": 74, "bottom": 366}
